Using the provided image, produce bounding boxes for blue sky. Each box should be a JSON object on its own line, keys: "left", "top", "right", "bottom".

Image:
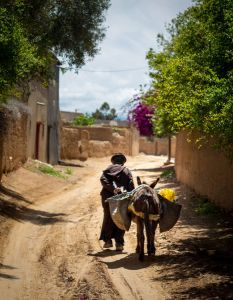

{"left": 60, "top": 0, "right": 193, "bottom": 116}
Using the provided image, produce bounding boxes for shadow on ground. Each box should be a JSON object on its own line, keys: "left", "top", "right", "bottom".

{"left": 0, "top": 198, "right": 66, "bottom": 225}
{"left": 100, "top": 253, "right": 153, "bottom": 270}
{"left": 150, "top": 244, "right": 233, "bottom": 300}
{"left": 131, "top": 165, "right": 174, "bottom": 174}
{"left": 154, "top": 168, "right": 233, "bottom": 300}
{"left": 0, "top": 263, "right": 19, "bottom": 280}
{"left": 131, "top": 163, "right": 233, "bottom": 299}
{"left": 0, "top": 185, "right": 32, "bottom": 204}
{"left": 59, "top": 160, "right": 85, "bottom": 168}
{"left": 0, "top": 185, "right": 66, "bottom": 225}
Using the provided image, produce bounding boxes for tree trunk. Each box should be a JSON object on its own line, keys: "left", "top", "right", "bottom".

{"left": 168, "top": 135, "right": 171, "bottom": 162}
{"left": 164, "top": 135, "right": 172, "bottom": 165}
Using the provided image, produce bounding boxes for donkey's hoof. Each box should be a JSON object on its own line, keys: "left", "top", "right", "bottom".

{"left": 148, "top": 249, "right": 156, "bottom": 256}
{"left": 147, "top": 247, "right": 156, "bottom": 256}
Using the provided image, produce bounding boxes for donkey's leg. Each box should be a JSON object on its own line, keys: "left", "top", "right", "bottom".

{"left": 135, "top": 216, "right": 142, "bottom": 253}
{"left": 136, "top": 217, "right": 145, "bottom": 261}
{"left": 145, "top": 219, "right": 153, "bottom": 256}
{"left": 144, "top": 201, "right": 154, "bottom": 256}
{"left": 148, "top": 220, "right": 158, "bottom": 255}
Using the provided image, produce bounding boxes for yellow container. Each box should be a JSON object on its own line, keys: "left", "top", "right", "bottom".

{"left": 158, "top": 188, "right": 176, "bottom": 202}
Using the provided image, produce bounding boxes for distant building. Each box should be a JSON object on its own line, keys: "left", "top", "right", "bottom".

{"left": 60, "top": 111, "right": 83, "bottom": 123}
{"left": 27, "top": 63, "right": 60, "bottom": 164}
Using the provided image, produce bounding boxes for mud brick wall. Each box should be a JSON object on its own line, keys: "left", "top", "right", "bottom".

{"left": 139, "top": 137, "right": 176, "bottom": 157}
{"left": 0, "top": 108, "right": 28, "bottom": 174}
{"left": 89, "top": 141, "right": 113, "bottom": 157}
{"left": 175, "top": 130, "right": 233, "bottom": 211}
{"left": 60, "top": 125, "right": 139, "bottom": 160}
{"left": 60, "top": 126, "right": 81, "bottom": 159}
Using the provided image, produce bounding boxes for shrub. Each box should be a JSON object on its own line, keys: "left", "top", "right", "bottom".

{"left": 73, "top": 114, "right": 95, "bottom": 126}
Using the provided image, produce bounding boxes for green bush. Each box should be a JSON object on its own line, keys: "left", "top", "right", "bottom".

{"left": 73, "top": 114, "right": 95, "bottom": 126}
{"left": 194, "top": 197, "right": 219, "bottom": 215}
{"left": 160, "top": 169, "right": 175, "bottom": 178}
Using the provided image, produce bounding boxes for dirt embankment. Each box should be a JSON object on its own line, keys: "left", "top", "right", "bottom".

{"left": 0, "top": 155, "right": 233, "bottom": 300}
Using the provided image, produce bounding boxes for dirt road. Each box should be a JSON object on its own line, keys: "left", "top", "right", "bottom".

{"left": 0, "top": 155, "right": 233, "bottom": 300}
{"left": 0, "top": 155, "right": 170, "bottom": 300}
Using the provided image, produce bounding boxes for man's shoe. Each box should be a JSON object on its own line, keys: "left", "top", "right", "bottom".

{"left": 103, "top": 241, "right": 113, "bottom": 248}
{"left": 116, "top": 244, "right": 124, "bottom": 251}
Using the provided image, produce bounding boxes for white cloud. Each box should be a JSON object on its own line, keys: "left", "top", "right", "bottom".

{"left": 60, "top": 0, "right": 193, "bottom": 117}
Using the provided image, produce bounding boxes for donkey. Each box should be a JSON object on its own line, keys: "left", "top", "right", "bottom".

{"left": 128, "top": 176, "right": 160, "bottom": 261}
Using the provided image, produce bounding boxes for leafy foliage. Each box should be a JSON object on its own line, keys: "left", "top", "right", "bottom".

{"left": 145, "top": 0, "right": 233, "bottom": 153}
{"left": 0, "top": 0, "right": 110, "bottom": 101}
{"left": 0, "top": 7, "right": 44, "bottom": 101}
{"left": 73, "top": 114, "right": 96, "bottom": 126}
{"left": 92, "top": 102, "right": 117, "bottom": 120}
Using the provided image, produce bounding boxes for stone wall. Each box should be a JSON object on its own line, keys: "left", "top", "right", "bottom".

{"left": 60, "top": 125, "right": 139, "bottom": 160}
{"left": 175, "top": 130, "right": 233, "bottom": 211}
{"left": 139, "top": 136, "right": 176, "bottom": 157}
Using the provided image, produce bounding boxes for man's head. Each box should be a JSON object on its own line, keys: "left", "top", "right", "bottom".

{"left": 111, "top": 153, "right": 126, "bottom": 165}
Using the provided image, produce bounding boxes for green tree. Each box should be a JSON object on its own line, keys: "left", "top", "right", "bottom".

{"left": 146, "top": 0, "right": 233, "bottom": 154}
{"left": 0, "top": 7, "right": 43, "bottom": 101}
{"left": 0, "top": 0, "right": 110, "bottom": 101}
{"left": 92, "top": 102, "right": 118, "bottom": 120}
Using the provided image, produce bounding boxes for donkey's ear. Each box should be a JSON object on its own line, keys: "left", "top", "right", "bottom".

{"left": 137, "top": 176, "right": 142, "bottom": 186}
{"left": 150, "top": 177, "right": 160, "bottom": 189}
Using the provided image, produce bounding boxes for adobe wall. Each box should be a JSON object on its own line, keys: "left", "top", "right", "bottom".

{"left": 128, "top": 127, "right": 140, "bottom": 156}
{"left": 175, "top": 130, "right": 233, "bottom": 211}
{"left": 60, "top": 125, "right": 139, "bottom": 160}
{"left": 0, "top": 67, "right": 59, "bottom": 178}
{"left": 60, "top": 126, "right": 81, "bottom": 159}
{"left": 139, "top": 136, "right": 176, "bottom": 157}
{"left": 0, "top": 107, "right": 28, "bottom": 174}
{"left": 89, "top": 141, "right": 113, "bottom": 158}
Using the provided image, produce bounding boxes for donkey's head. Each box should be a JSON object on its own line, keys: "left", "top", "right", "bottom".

{"left": 133, "top": 176, "right": 160, "bottom": 215}
{"left": 136, "top": 176, "right": 160, "bottom": 189}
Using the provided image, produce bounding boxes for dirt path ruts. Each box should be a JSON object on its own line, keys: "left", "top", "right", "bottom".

{"left": 1, "top": 155, "right": 233, "bottom": 299}
{"left": 0, "top": 156, "right": 169, "bottom": 300}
